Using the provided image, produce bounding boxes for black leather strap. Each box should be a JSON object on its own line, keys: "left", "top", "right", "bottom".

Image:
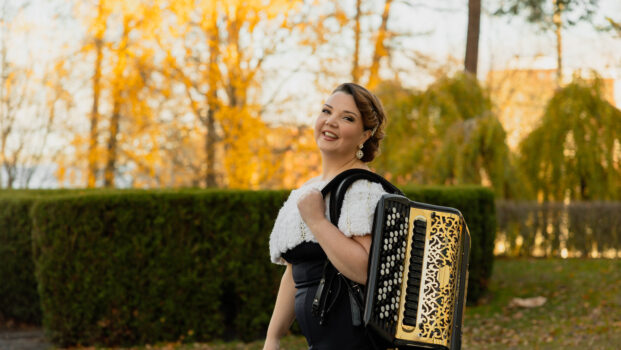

{"left": 313, "top": 169, "right": 402, "bottom": 329}
{"left": 320, "top": 168, "right": 404, "bottom": 226}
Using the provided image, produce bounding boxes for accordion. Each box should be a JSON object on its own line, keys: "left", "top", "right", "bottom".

{"left": 363, "top": 194, "right": 471, "bottom": 350}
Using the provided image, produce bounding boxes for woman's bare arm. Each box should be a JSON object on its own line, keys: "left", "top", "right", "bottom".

{"left": 297, "top": 189, "right": 372, "bottom": 284}
{"left": 263, "top": 263, "right": 296, "bottom": 350}
{"left": 305, "top": 218, "right": 371, "bottom": 284}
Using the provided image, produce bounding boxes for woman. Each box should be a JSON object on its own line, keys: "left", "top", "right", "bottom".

{"left": 264, "top": 83, "right": 388, "bottom": 350}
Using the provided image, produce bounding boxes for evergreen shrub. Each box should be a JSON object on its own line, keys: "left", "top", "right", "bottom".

{"left": 496, "top": 200, "right": 621, "bottom": 257}
{"left": 30, "top": 190, "right": 288, "bottom": 346}
{"left": 0, "top": 193, "right": 43, "bottom": 324}
{"left": 0, "top": 190, "right": 91, "bottom": 325}
{"left": 25, "top": 186, "right": 493, "bottom": 346}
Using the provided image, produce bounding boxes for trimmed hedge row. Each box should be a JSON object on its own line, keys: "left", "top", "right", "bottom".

{"left": 0, "top": 195, "right": 42, "bottom": 324}
{"left": 496, "top": 200, "right": 621, "bottom": 257}
{"left": 30, "top": 190, "right": 288, "bottom": 346}
{"left": 1, "top": 186, "right": 495, "bottom": 347}
{"left": 0, "top": 190, "right": 86, "bottom": 325}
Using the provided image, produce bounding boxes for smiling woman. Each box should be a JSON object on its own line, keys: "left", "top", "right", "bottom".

{"left": 315, "top": 83, "right": 385, "bottom": 164}
{"left": 264, "top": 83, "right": 389, "bottom": 350}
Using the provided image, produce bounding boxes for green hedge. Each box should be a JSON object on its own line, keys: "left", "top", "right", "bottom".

{"left": 0, "top": 194, "right": 42, "bottom": 324}
{"left": 496, "top": 201, "right": 620, "bottom": 257}
{"left": 0, "top": 190, "right": 86, "bottom": 325}
{"left": 2, "top": 186, "right": 494, "bottom": 347}
{"left": 30, "top": 190, "right": 288, "bottom": 346}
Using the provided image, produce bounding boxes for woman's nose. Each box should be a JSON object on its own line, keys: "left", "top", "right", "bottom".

{"left": 325, "top": 114, "right": 338, "bottom": 127}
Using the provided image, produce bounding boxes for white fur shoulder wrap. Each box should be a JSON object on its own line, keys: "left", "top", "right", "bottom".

{"left": 269, "top": 178, "right": 387, "bottom": 265}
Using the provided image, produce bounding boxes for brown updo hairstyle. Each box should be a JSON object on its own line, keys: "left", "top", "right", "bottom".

{"left": 332, "top": 83, "right": 386, "bottom": 162}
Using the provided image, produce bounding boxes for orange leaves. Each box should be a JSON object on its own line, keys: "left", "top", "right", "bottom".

{"left": 58, "top": 0, "right": 323, "bottom": 189}
{"left": 156, "top": 0, "right": 312, "bottom": 188}
{"left": 216, "top": 105, "right": 268, "bottom": 188}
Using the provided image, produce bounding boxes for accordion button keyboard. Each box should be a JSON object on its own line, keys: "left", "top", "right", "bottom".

{"left": 371, "top": 201, "right": 411, "bottom": 334}
{"left": 405, "top": 292, "right": 418, "bottom": 301}
{"left": 401, "top": 218, "right": 427, "bottom": 327}
{"left": 403, "top": 316, "right": 416, "bottom": 325}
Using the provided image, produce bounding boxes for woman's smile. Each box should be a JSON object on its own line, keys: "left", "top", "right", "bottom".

{"left": 321, "top": 130, "right": 338, "bottom": 140}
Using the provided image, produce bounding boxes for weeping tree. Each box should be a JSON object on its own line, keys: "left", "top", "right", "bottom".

{"left": 433, "top": 114, "right": 525, "bottom": 199}
{"left": 372, "top": 81, "right": 423, "bottom": 182}
{"left": 374, "top": 74, "right": 519, "bottom": 197}
{"left": 519, "top": 76, "right": 621, "bottom": 201}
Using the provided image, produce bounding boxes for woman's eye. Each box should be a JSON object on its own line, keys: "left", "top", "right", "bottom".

{"left": 344, "top": 116, "right": 355, "bottom": 122}
{"left": 321, "top": 108, "right": 330, "bottom": 114}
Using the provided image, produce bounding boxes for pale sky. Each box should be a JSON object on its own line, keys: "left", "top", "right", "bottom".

{"left": 257, "top": 0, "right": 621, "bottom": 124}
{"left": 16, "top": 0, "right": 621, "bottom": 105}
{"left": 3, "top": 0, "right": 620, "bottom": 188}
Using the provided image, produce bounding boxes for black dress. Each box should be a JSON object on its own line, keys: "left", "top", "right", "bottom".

{"left": 282, "top": 241, "right": 373, "bottom": 350}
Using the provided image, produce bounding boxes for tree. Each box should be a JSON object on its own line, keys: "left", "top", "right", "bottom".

{"left": 0, "top": 0, "right": 67, "bottom": 188}
{"left": 367, "top": 0, "right": 393, "bottom": 90}
{"left": 162, "top": 0, "right": 308, "bottom": 188}
{"left": 103, "top": 0, "right": 160, "bottom": 187}
{"left": 606, "top": 17, "right": 621, "bottom": 36}
{"left": 313, "top": 0, "right": 398, "bottom": 89}
{"left": 519, "top": 75, "right": 621, "bottom": 200}
{"left": 495, "top": 0, "right": 599, "bottom": 84}
{"left": 352, "top": 0, "right": 362, "bottom": 83}
{"left": 87, "top": 0, "right": 106, "bottom": 188}
{"left": 71, "top": 0, "right": 162, "bottom": 188}
{"left": 432, "top": 112, "right": 523, "bottom": 198}
{"left": 464, "top": 0, "right": 481, "bottom": 75}
{"left": 56, "top": 0, "right": 324, "bottom": 189}
{"left": 374, "top": 74, "right": 519, "bottom": 197}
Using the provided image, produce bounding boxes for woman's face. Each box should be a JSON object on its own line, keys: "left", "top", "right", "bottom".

{"left": 314, "top": 91, "right": 369, "bottom": 159}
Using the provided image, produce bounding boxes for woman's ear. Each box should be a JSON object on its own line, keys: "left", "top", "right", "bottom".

{"left": 362, "top": 130, "right": 372, "bottom": 144}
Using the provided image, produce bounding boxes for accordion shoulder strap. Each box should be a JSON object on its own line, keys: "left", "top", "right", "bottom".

{"left": 313, "top": 169, "right": 402, "bottom": 332}
{"left": 320, "top": 168, "right": 403, "bottom": 227}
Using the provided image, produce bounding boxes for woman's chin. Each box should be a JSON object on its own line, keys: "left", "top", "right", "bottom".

{"left": 316, "top": 141, "right": 337, "bottom": 151}
{"left": 317, "top": 143, "right": 338, "bottom": 153}
{"left": 318, "top": 148, "right": 350, "bottom": 159}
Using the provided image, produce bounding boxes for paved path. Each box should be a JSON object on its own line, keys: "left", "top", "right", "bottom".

{"left": 0, "top": 329, "right": 52, "bottom": 350}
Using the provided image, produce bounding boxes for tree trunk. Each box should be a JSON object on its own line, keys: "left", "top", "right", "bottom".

{"left": 368, "top": 0, "right": 392, "bottom": 90}
{"left": 205, "top": 14, "right": 219, "bottom": 188}
{"left": 206, "top": 92, "right": 217, "bottom": 188}
{"left": 4, "top": 162, "right": 15, "bottom": 189}
{"left": 553, "top": 0, "right": 563, "bottom": 85}
{"left": 104, "top": 12, "right": 131, "bottom": 189}
{"left": 88, "top": 36, "right": 103, "bottom": 188}
{"left": 0, "top": 23, "right": 8, "bottom": 189}
{"left": 352, "top": 0, "right": 361, "bottom": 83}
{"left": 104, "top": 99, "right": 120, "bottom": 187}
{"left": 464, "top": 0, "right": 481, "bottom": 75}
{"left": 88, "top": 0, "right": 105, "bottom": 188}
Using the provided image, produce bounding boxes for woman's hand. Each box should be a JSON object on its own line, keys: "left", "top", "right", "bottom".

{"left": 297, "top": 188, "right": 372, "bottom": 284}
{"left": 296, "top": 188, "right": 327, "bottom": 226}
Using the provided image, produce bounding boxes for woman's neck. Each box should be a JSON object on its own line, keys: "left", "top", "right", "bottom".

{"left": 320, "top": 156, "right": 369, "bottom": 181}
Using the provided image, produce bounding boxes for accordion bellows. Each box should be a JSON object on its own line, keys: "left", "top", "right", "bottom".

{"left": 363, "top": 194, "right": 471, "bottom": 350}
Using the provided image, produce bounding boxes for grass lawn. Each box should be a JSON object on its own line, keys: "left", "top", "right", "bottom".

{"left": 63, "top": 258, "right": 621, "bottom": 350}
{"left": 462, "top": 258, "right": 621, "bottom": 350}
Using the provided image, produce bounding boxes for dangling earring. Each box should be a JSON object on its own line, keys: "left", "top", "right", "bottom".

{"left": 356, "top": 144, "right": 364, "bottom": 160}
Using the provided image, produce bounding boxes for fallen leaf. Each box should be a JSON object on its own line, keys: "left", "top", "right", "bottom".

{"left": 509, "top": 296, "right": 547, "bottom": 308}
